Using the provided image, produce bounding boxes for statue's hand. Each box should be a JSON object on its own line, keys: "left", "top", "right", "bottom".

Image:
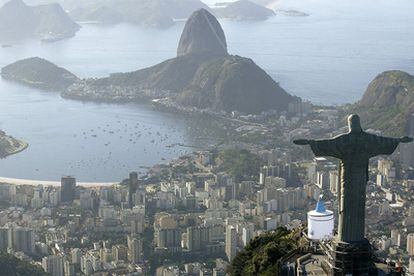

{"left": 293, "top": 139, "right": 310, "bottom": 145}
{"left": 400, "top": 136, "right": 414, "bottom": 143}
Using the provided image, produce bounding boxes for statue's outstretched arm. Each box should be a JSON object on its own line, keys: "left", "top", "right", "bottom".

{"left": 293, "top": 139, "right": 311, "bottom": 145}
{"left": 294, "top": 136, "right": 344, "bottom": 158}
{"left": 400, "top": 136, "right": 413, "bottom": 143}
{"left": 368, "top": 134, "right": 413, "bottom": 157}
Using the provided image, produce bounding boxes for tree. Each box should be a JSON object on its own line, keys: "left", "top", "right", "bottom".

{"left": 228, "top": 227, "right": 298, "bottom": 276}
{"left": 0, "top": 252, "right": 48, "bottom": 276}
{"left": 217, "top": 149, "right": 263, "bottom": 182}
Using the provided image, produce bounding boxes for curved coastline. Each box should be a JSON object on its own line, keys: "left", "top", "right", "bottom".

{"left": 0, "top": 176, "right": 117, "bottom": 187}
{"left": 0, "top": 137, "right": 28, "bottom": 159}
{"left": 2, "top": 141, "right": 28, "bottom": 158}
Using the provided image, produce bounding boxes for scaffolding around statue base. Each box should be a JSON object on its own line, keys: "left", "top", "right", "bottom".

{"left": 322, "top": 239, "right": 377, "bottom": 275}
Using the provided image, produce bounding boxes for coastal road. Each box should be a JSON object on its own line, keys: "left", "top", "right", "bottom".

{"left": 0, "top": 176, "right": 117, "bottom": 187}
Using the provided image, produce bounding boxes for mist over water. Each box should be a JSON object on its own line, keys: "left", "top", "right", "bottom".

{"left": 226, "top": 0, "right": 414, "bottom": 105}
{"left": 207, "top": 0, "right": 414, "bottom": 104}
{"left": 0, "top": 0, "right": 413, "bottom": 181}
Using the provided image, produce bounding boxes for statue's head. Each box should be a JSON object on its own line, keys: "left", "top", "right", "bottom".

{"left": 348, "top": 114, "right": 362, "bottom": 133}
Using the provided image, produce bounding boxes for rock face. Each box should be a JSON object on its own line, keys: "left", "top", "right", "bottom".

{"left": 213, "top": 0, "right": 275, "bottom": 21}
{"left": 0, "top": 0, "right": 80, "bottom": 42}
{"left": 353, "top": 70, "right": 414, "bottom": 136}
{"left": 177, "top": 8, "right": 227, "bottom": 57}
{"left": 1, "top": 57, "right": 79, "bottom": 91}
{"left": 178, "top": 55, "right": 293, "bottom": 114}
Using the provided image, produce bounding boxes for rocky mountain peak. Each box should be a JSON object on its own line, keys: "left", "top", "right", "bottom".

{"left": 177, "top": 8, "right": 227, "bottom": 57}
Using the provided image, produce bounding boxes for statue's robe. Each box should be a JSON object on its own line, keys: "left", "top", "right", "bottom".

{"left": 309, "top": 131, "right": 400, "bottom": 242}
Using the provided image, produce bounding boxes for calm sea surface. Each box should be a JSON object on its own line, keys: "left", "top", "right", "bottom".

{"left": 0, "top": 0, "right": 413, "bottom": 181}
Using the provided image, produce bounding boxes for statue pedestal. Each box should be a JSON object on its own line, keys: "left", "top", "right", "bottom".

{"left": 324, "top": 239, "right": 376, "bottom": 275}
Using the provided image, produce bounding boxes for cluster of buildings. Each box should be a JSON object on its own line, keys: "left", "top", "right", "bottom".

{"left": 293, "top": 146, "right": 414, "bottom": 274}
{"left": 0, "top": 173, "right": 149, "bottom": 275}
{"left": 0, "top": 142, "right": 322, "bottom": 275}
{"left": 2, "top": 108, "right": 414, "bottom": 275}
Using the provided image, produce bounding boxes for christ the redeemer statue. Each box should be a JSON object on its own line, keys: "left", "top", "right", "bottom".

{"left": 294, "top": 114, "right": 412, "bottom": 242}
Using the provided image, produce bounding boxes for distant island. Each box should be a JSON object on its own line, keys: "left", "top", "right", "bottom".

{"left": 0, "top": 130, "right": 28, "bottom": 158}
{"left": 213, "top": 0, "right": 275, "bottom": 21}
{"left": 1, "top": 57, "right": 79, "bottom": 91}
{"left": 276, "top": 9, "right": 310, "bottom": 17}
{"left": 67, "top": 0, "right": 277, "bottom": 27}
{"left": 0, "top": 0, "right": 80, "bottom": 42}
{"left": 68, "top": 0, "right": 210, "bottom": 28}
{"left": 2, "top": 9, "right": 296, "bottom": 115}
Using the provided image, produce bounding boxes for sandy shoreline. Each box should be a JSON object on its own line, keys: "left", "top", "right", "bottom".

{"left": 0, "top": 176, "right": 117, "bottom": 187}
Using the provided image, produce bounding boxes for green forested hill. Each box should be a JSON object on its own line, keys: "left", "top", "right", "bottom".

{"left": 352, "top": 70, "right": 414, "bottom": 136}
{"left": 0, "top": 252, "right": 48, "bottom": 276}
{"left": 229, "top": 227, "right": 299, "bottom": 276}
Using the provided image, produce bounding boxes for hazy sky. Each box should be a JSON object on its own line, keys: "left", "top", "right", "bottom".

{"left": 2, "top": 0, "right": 414, "bottom": 16}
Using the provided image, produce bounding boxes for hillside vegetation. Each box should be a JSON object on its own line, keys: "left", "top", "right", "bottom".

{"left": 215, "top": 149, "right": 263, "bottom": 182}
{"left": 352, "top": 70, "right": 414, "bottom": 136}
{"left": 0, "top": 252, "right": 47, "bottom": 276}
{"left": 178, "top": 55, "right": 294, "bottom": 114}
{"left": 229, "top": 227, "right": 299, "bottom": 275}
{"left": 1, "top": 57, "right": 79, "bottom": 91}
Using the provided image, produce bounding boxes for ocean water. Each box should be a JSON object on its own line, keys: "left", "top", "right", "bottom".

{"left": 0, "top": 0, "right": 413, "bottom": 181}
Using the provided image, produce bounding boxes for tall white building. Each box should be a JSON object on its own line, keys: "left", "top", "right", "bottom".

{"left": 225, "top": 225, "right": 237, "bottom": 262}
{"left": 0, "top": 227, "right": 8, "bottom": 251}
{"left": 7, "top": 226, "right": 35, "bottom": 254}
{"left": 407, "top": 233, "right": 414, "bottom": 256}
{"left": 80, "top": 256, "right": 93, "bottom": 276}
{"left": 315, "top": 171, "right": 329, "bottom": 190}
{"left": 98, "top": 204, "right": 116, "bottom": 220}
{"left": 409, "top": 258, "right": 414, "bottom": 275}
{"left": 329, "top": 170, "right": 339, "bottom": 194}
{"left": 242, "top": 227, "right": 253, "bottom": 247}
{"left": 391, "top": 229, "right": 402, "bottom": 247}
{"left": 128, "top": 235, "right": 143, "bottom": 264}
{"left": 64, "top": 260, "right": 75, "bottom": 276}
{"left": 42, "top": 255, "right": 64, "bottom": 276}
{"left": 71, "top": 248, "right": 82, "bottom": 264}
{"left": 80, "top": 190, "right": 94, "bottom": 210}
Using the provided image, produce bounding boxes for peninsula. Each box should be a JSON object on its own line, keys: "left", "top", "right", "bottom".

{"left": 0, "top": 130, "right": 28, "bottom": 158}
{"left": 1, "top": 57, "right": 79, "bottom": 91}
{"left": 2, "top": 9, "right": 296, "bottom": 115}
